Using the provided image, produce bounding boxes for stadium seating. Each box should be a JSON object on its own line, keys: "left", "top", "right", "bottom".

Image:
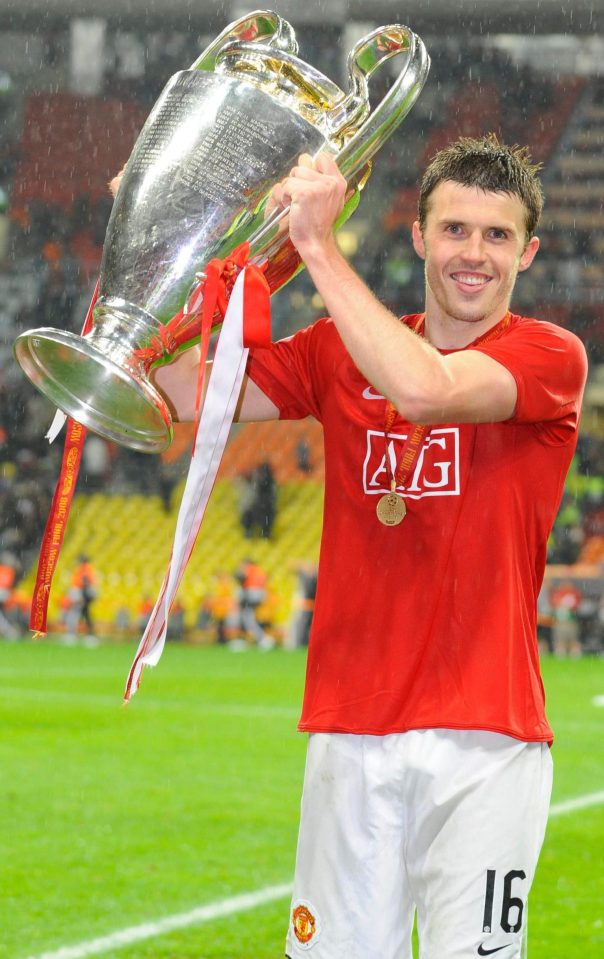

{"left": 13, "top": 93, "right": 146, "bottom": 210}
{"left": 20, "top": 421, "right": 325, "bottom": 637}
{"left": 219, "top": 418, "right": 324, "bottom": 484}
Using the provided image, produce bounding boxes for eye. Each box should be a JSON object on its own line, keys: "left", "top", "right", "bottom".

{"left": 446, "top": 223, "right": 463, "bottom": 235}
{"left": 489, "top": 228, "right": 508, "bottom": 241}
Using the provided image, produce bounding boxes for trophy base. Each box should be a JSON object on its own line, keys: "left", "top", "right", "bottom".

{"left": 14, "top": 329, "right": 173, "bottom": 453}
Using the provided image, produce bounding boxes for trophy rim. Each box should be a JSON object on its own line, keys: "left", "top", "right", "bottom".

{"left": 214, "top": 42, "right": 346, "bottom": 105}
{"left": 14, "top": 328, "right": 173, "bottom": 454}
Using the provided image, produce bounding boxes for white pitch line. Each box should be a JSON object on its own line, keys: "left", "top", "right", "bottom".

{"left": 24, "top": 789, "right": 604, "bottom": 959}
{"left": 3, "top": 686, "right": 299, "bottom": 718}
{"left": 24, "top": 882, "right": 293, "bottom": 959}
{"left": 549, "top": 789, "right": 604, "bottom": 817}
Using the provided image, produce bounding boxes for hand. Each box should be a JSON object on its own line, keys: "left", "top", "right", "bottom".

{"left": 108, "top": 166, "right": 126, "bottom": 198}
{"left": 270, "top": 153, "right": 348, "bottom": 259}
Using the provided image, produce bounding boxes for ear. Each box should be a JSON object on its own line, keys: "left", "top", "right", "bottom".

{"left": 518, "top": 235, "right": 540, "bottom": 272}
{"left": 412, "top": 220, "right": 426, "bottom": 260}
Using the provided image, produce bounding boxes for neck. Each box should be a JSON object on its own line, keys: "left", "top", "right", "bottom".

{"left": 423, "top": 306, "right": 510, "bottom": 350}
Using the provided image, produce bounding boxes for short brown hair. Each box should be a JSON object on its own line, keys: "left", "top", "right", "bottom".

{"left": 418, "top": 133, "right": 544, "bottom": 242}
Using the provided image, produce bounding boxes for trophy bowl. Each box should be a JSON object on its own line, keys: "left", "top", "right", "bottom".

{"left": 15, "top": 9, "right": 430, "bottom": 452}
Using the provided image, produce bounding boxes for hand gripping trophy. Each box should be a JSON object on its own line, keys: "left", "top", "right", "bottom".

{"left": 15, "top": 9, "right": 429, "bottom": 453}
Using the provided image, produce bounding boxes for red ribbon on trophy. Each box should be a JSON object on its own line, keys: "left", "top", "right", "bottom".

{"left": 29, "top": 242, "right": 270, "bottom": 639}
{"left": 29, "top": 284, "right": 98, "bottom": 634}
{"left": 132, "top": 242, "right": 262, "bottom": 371}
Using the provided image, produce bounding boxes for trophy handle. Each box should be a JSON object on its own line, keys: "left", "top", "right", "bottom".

{"left": 327, "top": 25, "right": 430, "bottom": 177}
{"left": 247, "top": 25, "right": 430, "bottom": 263}
{"left": 190, "top": 9, "right": 298, "bottom": 71}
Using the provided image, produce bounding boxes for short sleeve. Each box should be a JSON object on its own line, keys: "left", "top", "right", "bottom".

{"left": 246, "top": 317, "right": 340, "bottom": 422}
{"left": 473, "top": 318, "right": 587, "bottom": 435}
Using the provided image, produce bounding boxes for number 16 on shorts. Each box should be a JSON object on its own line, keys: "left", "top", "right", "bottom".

{"left": 483, "top": 868, "right": 527, "bottom": 934}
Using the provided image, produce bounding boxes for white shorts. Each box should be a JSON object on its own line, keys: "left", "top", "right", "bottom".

{"left": 285, "top": 729, "right": 552, "bottom": 959}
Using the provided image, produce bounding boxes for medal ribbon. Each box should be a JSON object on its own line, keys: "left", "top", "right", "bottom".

{"left": 383, "top": 408, "right": 428, "bottom": 493}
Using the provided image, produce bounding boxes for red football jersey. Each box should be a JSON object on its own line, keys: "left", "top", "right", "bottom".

{"left": 247, "top": 314, "right": 587, "bottom": 742}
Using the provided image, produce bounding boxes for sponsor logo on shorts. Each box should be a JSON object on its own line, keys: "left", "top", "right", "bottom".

{"left": 477, "top": 943, "right": 509, "bottom": 955}
{"left": 291, "top": 900, "right": 321, "bottom": 949}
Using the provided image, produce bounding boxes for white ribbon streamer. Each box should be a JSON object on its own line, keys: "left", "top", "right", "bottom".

{"left": 125, "top": 269, "right": 250, "bottom": 699}
{"left": 46, "top": 409, "right": 67, "bottom": 443}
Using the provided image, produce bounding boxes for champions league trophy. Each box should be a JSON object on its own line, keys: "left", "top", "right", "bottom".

{"left": 15, "top": 10, "right": 430, "bottom": 453}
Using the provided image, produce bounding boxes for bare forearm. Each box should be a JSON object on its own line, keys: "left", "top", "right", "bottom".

{"left": 151, "top": 347, "right": 201, "bottom": 422}
{"left": 151, "top": 346, "right": 278, "bottom": 423}
{"left": 302, "top": 239, "right": 453, "bottom": 422}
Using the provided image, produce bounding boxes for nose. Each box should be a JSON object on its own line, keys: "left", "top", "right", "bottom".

{"left": 461, "top": 229, "right": 486, "bottom": 262}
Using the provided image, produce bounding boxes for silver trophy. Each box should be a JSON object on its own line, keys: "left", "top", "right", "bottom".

{"left": 15, "top": 10, "right": 430, "bottom": 453}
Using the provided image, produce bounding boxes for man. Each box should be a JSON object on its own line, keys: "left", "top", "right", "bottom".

{"left": 549, "top": 578, "right": 584, "bottom": 658}
{"left": 149, "top": 134, "right": 587, "bottom": 958}
{"left": 64, "top": 553, "right": 98, "bottom": 646}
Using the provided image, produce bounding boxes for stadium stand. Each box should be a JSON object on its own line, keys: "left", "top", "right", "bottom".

{"left": 0, "top": 27, "right": 602, "bottom": 649}
{"left": 17, "top": 475, "right": 324, "bottom": 636}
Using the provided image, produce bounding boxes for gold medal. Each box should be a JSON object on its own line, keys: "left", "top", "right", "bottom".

{"left": 376, "top": 484, "right": 406, "bottom": 526}
{"left": 378, "top": 369, "right": 425, "bottom": 527}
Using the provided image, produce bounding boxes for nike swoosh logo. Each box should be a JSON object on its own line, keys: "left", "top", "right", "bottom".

{"left": 477, "top": 944, "right": 510, "bottom": 956}
{"left": 362, "top": 386, "right": 385, "bottom": 400}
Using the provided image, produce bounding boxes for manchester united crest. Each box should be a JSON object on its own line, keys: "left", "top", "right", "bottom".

{"left": 291, "top": 899, "right": 321, "bottom": 949}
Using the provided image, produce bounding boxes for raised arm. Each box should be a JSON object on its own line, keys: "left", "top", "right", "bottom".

{"left": 271, "top": 153, "right": 539, "bottom": 425}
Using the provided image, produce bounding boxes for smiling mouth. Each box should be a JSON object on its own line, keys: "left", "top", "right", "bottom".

{"left": 451, "top": 272, "right": 491, "bottom": 287}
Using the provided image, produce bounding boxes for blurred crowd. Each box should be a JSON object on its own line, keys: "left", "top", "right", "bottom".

{"left": 113, "top": 557, "right": 317, "bottom": 651}
{"left": 538, "top": 576, "right": 604, "bottom": 658}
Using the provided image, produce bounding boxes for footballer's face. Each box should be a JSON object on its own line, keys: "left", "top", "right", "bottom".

{"left": 412, "top": 181, "right": 539, "bottom": 343}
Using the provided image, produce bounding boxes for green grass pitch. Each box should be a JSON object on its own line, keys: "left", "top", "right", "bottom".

{"left": 1, "top": 642, "right": 603, "bottom": 958}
